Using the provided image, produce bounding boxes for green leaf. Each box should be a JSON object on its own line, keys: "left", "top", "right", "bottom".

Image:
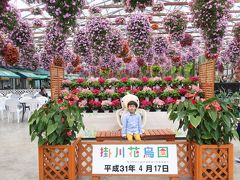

{"left": 232, "top": 130, "right": 239, "bottom": 139}
{"left": 67, "top": 115, "right": 74, "bottom": 127}
{"left": 189, "top": 115, "right": 201, "bottom": 128}
{"left": 48, "top": 133, "right": 58, "bottom": 143}
{"left": 208, "top": 110, "right": 217, "bottom": 122}
{"left": 31, "top": 132, "right": 37, "bottom": 142}
{"left": 203, "top": 120, "right": 211, "bottom": 132}
{"left": 223, "top": 115, "right": 231, "bottom": 127}
{"left": 47, "top": 123, "right": 58, "bottom": 136}
{"left": 177, "top": 111, "right": 186, "bottom": 121}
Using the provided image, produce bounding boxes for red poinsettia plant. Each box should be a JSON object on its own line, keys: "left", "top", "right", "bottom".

{"left": 168, "top": 97, "right": 239, "bottom": 145}
{"left": 29, "top": 97, "right": 84, "bottom": 146}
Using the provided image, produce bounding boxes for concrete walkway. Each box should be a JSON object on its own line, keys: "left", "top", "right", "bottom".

{"left": 0, "top": 119, "right": 240, "bottom": 180}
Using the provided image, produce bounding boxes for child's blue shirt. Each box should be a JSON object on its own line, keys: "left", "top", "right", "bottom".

{"left": 121, "top": 112, "right": 143, "bottom": 136}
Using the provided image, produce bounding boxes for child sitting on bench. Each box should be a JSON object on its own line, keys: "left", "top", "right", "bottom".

{"left": 121, "top": 101, "right": 143, "bottom": 141}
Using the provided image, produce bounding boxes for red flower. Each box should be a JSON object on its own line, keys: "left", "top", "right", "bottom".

{"left": 111, "top": 99, "right": 120, "bottom": 107}
{"left": 188, "top": 124, "right": 193, "bottom": 129}
{"left": 163, "top": 76, "right": 172, "bottom": 81}
{"left": 191, "top": 99, "right": 197, "bottom": 105}
{"left": 140, "top": 100, "right": 152, "bottom": 108}
{"left": 185, "top": 93, "right": 195, "bottom": 99}
{"left": 76, "top": 78, "right": 85, "bottom": 83}
{"left": 164, "top": 97, "right": 176, "bottom": 104}
{"left": 131, "top": 88, "right": 140, "bottom": 94}
{"left": 179, "top": 88, "right": 187, "bottom": 95}
{"left": 67, "top": 130, "right": 72, "bottom": 137}
{"left": 142, "top": 77, "right": 149, "bottom": 83}
{"left": 189, "top": 76, "right": 199, "bottom": 81}
{"left": 121, "top": 77, "right": 128, "bottom": 83}
{"left": 117, "top": 87, "right": 127, "bottom": 93}
{"left": 98, "top": 78, "right": 105, "bottom": 84}
{"left": 61, "top": 117, "right": 65, "bottom": 124}
{"left": 71, "top": 88, "right": 80, "bottom": 94}
{"left": 68, "top": 101, "right": 75, "bottom": 106}
{"left": 211, "top": 101, "right": 221, "bottom": 112}
{"left": 57, "top": 99, "right": 63, "bottom": 104}
{"left": 92, "top": 89, "right": 100, "bottom": 95}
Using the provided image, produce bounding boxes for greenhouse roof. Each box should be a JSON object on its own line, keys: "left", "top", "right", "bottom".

{"left": 10, "top": 0, "right": 240, "bottom": 49}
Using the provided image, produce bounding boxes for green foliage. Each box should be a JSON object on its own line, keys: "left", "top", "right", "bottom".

{"left": 168, "top": 97, "right": 239, "bottom": 145}
{"left": 29, "top": 100, "right": 84, "bottom": 146}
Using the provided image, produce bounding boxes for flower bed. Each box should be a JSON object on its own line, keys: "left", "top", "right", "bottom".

{"left": 62, "top": 76, "right": 203, "bottom": 112}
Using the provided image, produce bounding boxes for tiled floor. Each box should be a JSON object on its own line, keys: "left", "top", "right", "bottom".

{"left": 0, "top": 118, "right": 239, "bottom": 180}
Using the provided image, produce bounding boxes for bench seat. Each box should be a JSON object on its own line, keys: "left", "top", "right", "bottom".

{"left": 96, "top": 129, "right": 176, "bottom": 141}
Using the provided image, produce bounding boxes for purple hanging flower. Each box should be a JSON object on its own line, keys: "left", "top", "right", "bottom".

{"left": 19, "top": 42, "right": 36, "bottom": 69}
{"left": 108, "top": 28, "right": 123, "bottom": 55}
{"left": 44, "top": 21, "right": 67, "bottom": 55}
{"left": 127, "top": 14, "right": 152, "bottom": 56}
{"left": 32, "top": 18, "right": 44, "bottom": 28}
{"left": 10, "top": 21, "right": 33, "bottom": 47}
{"left": 86, "top": 16, "right": 111, "bottom": 57}
{"left": 63, "top": 49, "right": 76, "bottom": 63}
{"left": 163, "top": 10, "right": 188, "bottom": 41}
{"left": 190, "top": 0, "right": 233, "bottom": 55}
{"left": 73, "top": 28, "right": 90, "bottom": 56}
{"left": 42, "top": 0, "right": 85, "bottom": 32}
{"left": 39, "top": 50, "right": 53, "bottom": 70}
{"left": 88, "top": 6, "right": 101, "bottom": 14}
{"left": 153, "top": 36, "right": 169, "bottom": 55}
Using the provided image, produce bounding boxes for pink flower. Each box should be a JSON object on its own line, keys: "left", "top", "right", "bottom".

{"left": 61, "top": 89, "right": 69, "bottom": 94}
{"left": 68, "top": 101, "right": 75, "bottom": 106}
{"left": 101, "top": 100, "right": 112, "bottom": 106}
{"left": 60, "top": 106, "right": 67, "bottom": 110}
{"left": 153, "top": 98, "right": 165, "bottom": 106}
{"left": 142, "top": 77, "right": 149, "bottom": 83}
{"left": 105, "top": 89, "right": 115, "bottom": 94}
{"left": 175, "top": 100, "right": 181, "bottom": 105}
{"left": 190, "top": 76, "right": 199, "bottom": 81}
{"left": 164, "top": 76, "right": 172, "bottom": 81}
{"left": 76, "top": 78, "right": 85, "bottom": 83}
{"left": 107, "top": 78, "right": 119, "bottom": 83}
{"left": 121, "top": 77, "right": 128, "bottom": 83}
{"left": 176, "top": 76, "right": 185, "bottom": 81}
{"left": 78, "top": 100, "right": 87, "bottom": 108}
{"left": 164, "top": 87, "right": 174, "bottom": 92}
{"left": 143, "top": 86, "right": 152, "bottom": 92}
{"left": 191, "top": 85, "right": 202, "bottom": 93}
{"left": 62, "top": 79, "right": 71, "bottom": 84}
{"left": 81, "top": 89, "right": 92, "bottom": 94}
{"left": 98, "top": 77, "right": 105, "bottom": 84}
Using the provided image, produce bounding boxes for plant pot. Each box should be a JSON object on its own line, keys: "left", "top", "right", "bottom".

{"left": 38, "top": 138, "right": 80, "bottom": 180}
{"left": 192, "top": 143, "right": 233, "bottom": 180}
{"left": 108, "top": 109, "right": 114, "bottom": 113}
{"left": 92, "top": 110, "right": 98, "bottom": 113}
{"left": 145, "top": 97, "right": 149, "bottom": 101}
{"left": 149, "top": 107, "right": 156, "bottom": 112}
{"left": 107, "top": 97, "right": 112, "bottom": 101}
{"left": 98, "top": 108, "right": 104, "bottom": 113}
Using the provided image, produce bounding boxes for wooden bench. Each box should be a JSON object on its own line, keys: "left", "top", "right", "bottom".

{"left": 96, "top": 129, "right": 176, "bottom": 142}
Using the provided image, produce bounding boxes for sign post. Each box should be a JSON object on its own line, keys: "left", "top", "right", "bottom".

{"left": 92, "top": 144, "right": 178, "bottom": 175}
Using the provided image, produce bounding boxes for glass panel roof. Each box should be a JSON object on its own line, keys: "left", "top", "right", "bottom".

{"left": 9, "top": 0, "right": 240, "bottom": 49}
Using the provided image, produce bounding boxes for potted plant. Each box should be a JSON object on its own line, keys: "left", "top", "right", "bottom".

{"left": 168, "top": 97, "right": 239, "bottom": 180}
{"left": 101, "top": 100, "right": 113, "bottom": 113}
{"left": 153, "top": 98, "right": 165, "bottom": 111}
{"left": 29, "top": 97, "right": 84, "bottom": 179}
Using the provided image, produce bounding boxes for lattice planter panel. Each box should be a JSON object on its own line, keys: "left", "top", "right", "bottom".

{"left": 78, "top": 141, "right": 193, "bottom": 178}
{"left": 38, "top": 138, "right": 80, "bottom": 180}
{"left": 198, "top": 60, "right": 215, "bottom": 99}
{"left": 193, "top": 143, "right": 233, "bottom": 180}
{"left": 50, "top": 64, "right": 64, "bottom": 100}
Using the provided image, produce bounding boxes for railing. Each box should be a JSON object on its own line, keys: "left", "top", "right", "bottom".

{"left": 0, "top": 89, "right": 50, "bottom": 96}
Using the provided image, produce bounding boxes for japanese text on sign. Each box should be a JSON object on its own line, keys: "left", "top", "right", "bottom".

{"left": 92, "top": 144, "right": 178, "bottom": 175}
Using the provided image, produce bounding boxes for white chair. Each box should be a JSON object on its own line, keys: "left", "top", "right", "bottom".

{"left": 0, "top": 93, "right": 4, "bottom": 97}
{"left": 36, "top": 97, "right": 48, "bottom": 109}
{"left": 0, "top": 97, "right": 8, "bottom": 121}
{"left": 5, "top": 99, "right": 23, "bottom": 123}
{"left": 20, "top": 93, "right": 32, "bottom": 98}
{"left": 6, "top": 93, "right": 19, "bottom": 99}
{"left": 19, "top": 96, "right": 32, "bottom": 104}
{"left": 25, "top": 99, "right": 39, "bottom": 120}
